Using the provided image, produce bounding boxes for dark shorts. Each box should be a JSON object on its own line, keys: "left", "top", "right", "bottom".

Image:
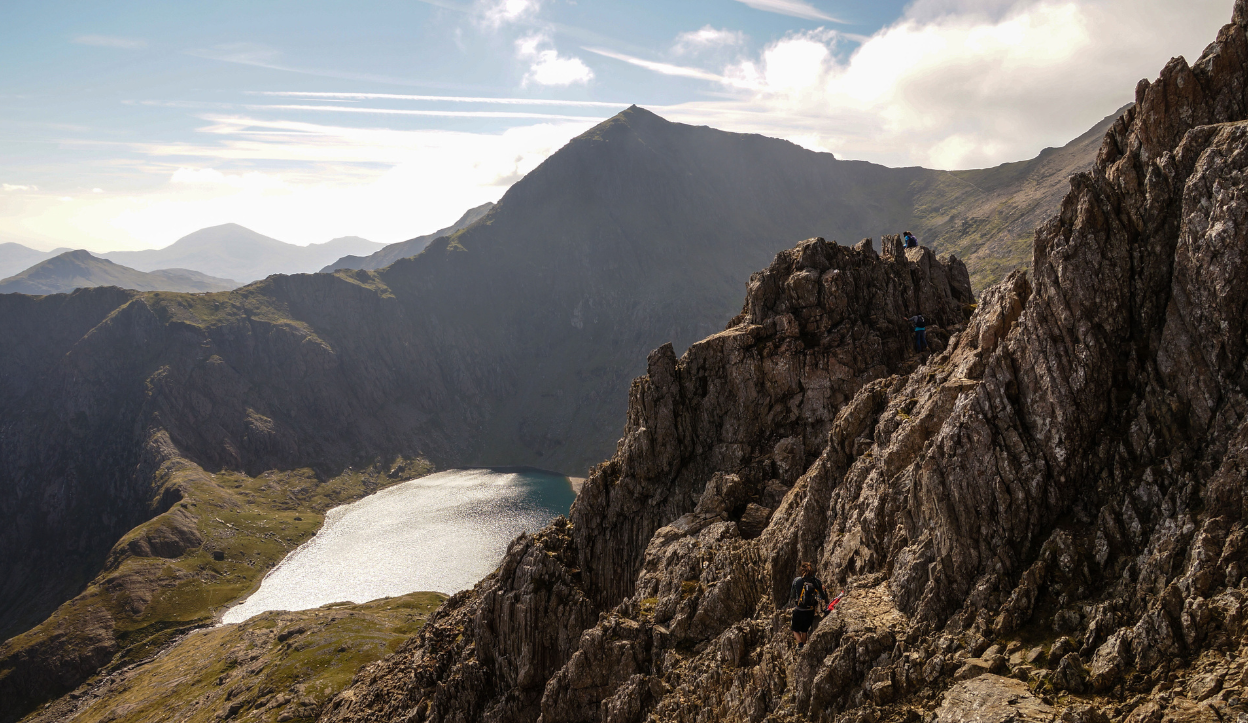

{"left": 791, "top": 608, "right": 816, "bottom": 633}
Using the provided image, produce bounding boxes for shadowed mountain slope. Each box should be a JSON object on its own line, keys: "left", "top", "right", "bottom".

{"left": 0, "top": 250, "right": 237, "bottom": 294}
{"left": 101, "top": 225, "right": 383, "bottom": 282}
{"left": 322, "top": 202, "right": 495, "bottom": 272}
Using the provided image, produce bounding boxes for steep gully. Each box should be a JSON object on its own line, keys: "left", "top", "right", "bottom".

{"left": 322, "top": 5, "right": 1248, "bottom": 722}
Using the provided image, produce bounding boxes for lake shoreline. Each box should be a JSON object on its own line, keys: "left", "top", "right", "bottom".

{"left": 220, "top": 468, "right": 576, "bottom": 624}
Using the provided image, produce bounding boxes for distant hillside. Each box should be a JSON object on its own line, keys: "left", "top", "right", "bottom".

{"left": 0, "top": 242, "right": 70, "bottom": 279}
{"left": 0, "top": 250, "right": 238, "bottom": 294}
{"left": 102, "top": 226, "right": 384, "bottom": 282}
{"left": 322, "top": 202, "right": 495, "bottom": 272}
{"left": 910, "top": 105, "right": 1129, "bottom": 289}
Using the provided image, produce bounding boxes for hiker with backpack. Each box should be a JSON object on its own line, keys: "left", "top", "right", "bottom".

{"left": 908, "top": 313, "right": 928, "bottom": 353}
{"left": 789, "top": 561, "right": 829, "bottom": 648}
{"left": 903, "top": 231, "right": 918, "bottom": 248}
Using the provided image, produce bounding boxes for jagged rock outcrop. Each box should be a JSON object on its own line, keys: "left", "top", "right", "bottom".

{"left": 320, "top": 5, "right": 1248, "bottom": 723}
{"left": 321, "top": 238, "right": 974, "bottom": 723}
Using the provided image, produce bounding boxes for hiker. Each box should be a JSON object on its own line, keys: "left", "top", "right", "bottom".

{"left": 789, "top": 561, "right": 828, "bottom": 649}
{"left": 908, "top": 313, "right": 928, "bottom": 352}
{"left": 903, "top": 231, "right": 918, "bottom": 248}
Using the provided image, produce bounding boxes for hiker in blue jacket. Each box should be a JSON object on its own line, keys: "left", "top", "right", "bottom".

{"left": 903, "top": 231, "right": 919, "bottom": 248}
{"left": 789, "top": 561, "right": 828, "bottom": 649}
{"left": 908, "top": 313, "right": 928, "bottom": 352}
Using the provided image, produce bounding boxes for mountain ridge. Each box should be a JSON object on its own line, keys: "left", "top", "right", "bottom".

{"left": 0, "top": 242, "right": 72, "bottom": 279}
{"left": 0, "top": 249, "right": 237, "bottom": 294}
{"left": 101, "top": 224, "right": 384, "bottom": 282}
{"left": 322, "top": 202, "right": 495, "bottom": 272}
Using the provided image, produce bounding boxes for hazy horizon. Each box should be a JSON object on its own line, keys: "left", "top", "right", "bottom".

{"left": 0, "top": 0, "right": 1233, "bottom": 253}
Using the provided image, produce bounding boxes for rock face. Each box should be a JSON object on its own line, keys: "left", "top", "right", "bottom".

{"left": 319, "top": 5, "right": 1248, "bottom": 723}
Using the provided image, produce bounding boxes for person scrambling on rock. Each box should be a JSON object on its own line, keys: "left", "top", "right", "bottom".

{"left": 789, "top": 561, "right": 828, "bottom": 649}
{"left": 903, "top": 231, "right": 918, "bottom": 248}
{"left": 908, "top": 313, "right": 928, "bottom": 353}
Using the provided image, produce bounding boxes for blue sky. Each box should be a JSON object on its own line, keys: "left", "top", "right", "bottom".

{"left": 0, "top": 0, "right": 1233, "bottom": 252}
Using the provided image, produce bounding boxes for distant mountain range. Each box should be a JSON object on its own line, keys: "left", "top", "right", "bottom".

{"left": 0, "top": 250, "right": 236, "bottom": 295}
{"left": 322, "top": 202, "right": 495, "bottom": 273}
{"left": 100, "top": 225, "right": 384, "bottom": 283}
{"left": 0, "top": 242, "right": 71, "bottom": 279}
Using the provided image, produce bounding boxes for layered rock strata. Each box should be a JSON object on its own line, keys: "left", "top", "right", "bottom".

{"left": 321, "top": 5, "right": 1248, "bottom": 723}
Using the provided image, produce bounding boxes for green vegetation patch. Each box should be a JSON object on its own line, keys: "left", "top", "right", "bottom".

{"left": 67, "top": 592, "right": 446, "bottom": 723}
{"left": 2, "top": 454, "right": 434, "bottom": 717}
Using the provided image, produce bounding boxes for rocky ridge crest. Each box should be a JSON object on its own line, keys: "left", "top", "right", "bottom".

{"left": 319, "top": 5, "right": 1248, "bottom": 723}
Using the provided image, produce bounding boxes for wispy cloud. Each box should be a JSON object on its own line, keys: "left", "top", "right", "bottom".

{"left": 171, "top": 167, "right": 286, "bottom": 191}
{"left": 249, "top": 92, "right": 624, "bottom": 108}
{"left": 412, "top": 0, "right": 471, "bottom": 11}
{"left": 188, "top": 44, "right": 465, "bottom": 90}
{"left": 583, "top": 47, "right": 726, "bottom": 83}
{"left": 516, "top": 33, "right": 594, "bottom": 87}
{"left": 248, "top": 104, "right": 603, "bottom": 121}
{"left": 673, "top": 27, "right": 747, "bottom": 55}
{"left": 479, "top": 0, "right": 543, "bottom": 28}
{"left": 733, "top": 0, "right": 843, "bottom": 22}
{"left": 3, "top": 184, "right": 38, "bottom": 192}
{"left": 73, "top": 34, "right": 148, "bottom": 49}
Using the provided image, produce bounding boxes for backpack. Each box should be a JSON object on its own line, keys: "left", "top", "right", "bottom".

{"left": 915, "top": 314, "right": 926, "bottom": 328}
{"left": 797, "top": 579, "right": 819, "bottom": 609}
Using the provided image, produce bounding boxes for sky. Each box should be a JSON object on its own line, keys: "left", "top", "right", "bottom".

{"left": 0, "top": 0, "right": 1233, "bottom": 252}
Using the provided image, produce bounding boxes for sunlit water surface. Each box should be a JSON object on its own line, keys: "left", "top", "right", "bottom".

{"left": 221, "top": 468, "right": 575, "bottom": 624}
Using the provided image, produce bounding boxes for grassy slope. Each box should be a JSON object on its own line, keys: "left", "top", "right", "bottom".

{"left": 24, "top": 592, "right": 446, "bottom": 723}
{"left": 0, "top": 451, "right": 432, "bottom": 722}
{"left": 910, "top": 107, "right": 1125, "bottom": 291}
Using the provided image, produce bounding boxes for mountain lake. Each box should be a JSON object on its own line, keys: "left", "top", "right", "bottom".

{"left": 221, "top": 468, "right": 577, "bottom": 624}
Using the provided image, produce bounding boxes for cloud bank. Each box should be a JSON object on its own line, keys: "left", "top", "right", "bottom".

{"left": 665, "top": 0, "right": 1230, "bottom": 169}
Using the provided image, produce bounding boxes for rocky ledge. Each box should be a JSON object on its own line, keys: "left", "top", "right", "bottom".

{"left": 319, "top": 4, "right": 1248, "bottom": 723}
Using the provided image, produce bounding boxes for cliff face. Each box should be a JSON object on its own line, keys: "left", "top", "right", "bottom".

{"left": 319, "top": 5, "right": 1248, "bottom": 723}
{"left": 317, "top": 238, "right": 975, "bottom": 722}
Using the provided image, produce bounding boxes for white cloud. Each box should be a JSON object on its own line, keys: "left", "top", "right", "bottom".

{"left": 517, "top": 34, "right": 594, "bottom": 86}
{"left": 479, "top": 0, "right": 542, "bottom": 28}
{"left": 673, "top": 26, "right": 747, "bottom": 55}
{"left": 171, "top": 168, "right": 287, "bottom": 191}
{"left": 73, "top": 35, "right": 147, "bottom": 49}
{"left": 251, "top": 91, "right": 625, "bottom": 108}
{"left": 249, "top": 103, "right": 600, "bottom": 121}
{"left": 584, "top": 47, "right": 726, "bottom": 83}
{"left": 661, "top": 0, "right": 1230, "bottom": 169}
{"left": 733, "top": 0, "right": 843, "bottom": 22}
{"left": 2, "top": 184, "right": 37, "bottom": 192}
{"left": 91, "top": 188, "right": 104, "bottom": 193}
{"left": 2, "top": 117, "right": 599, "bottom": 251}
